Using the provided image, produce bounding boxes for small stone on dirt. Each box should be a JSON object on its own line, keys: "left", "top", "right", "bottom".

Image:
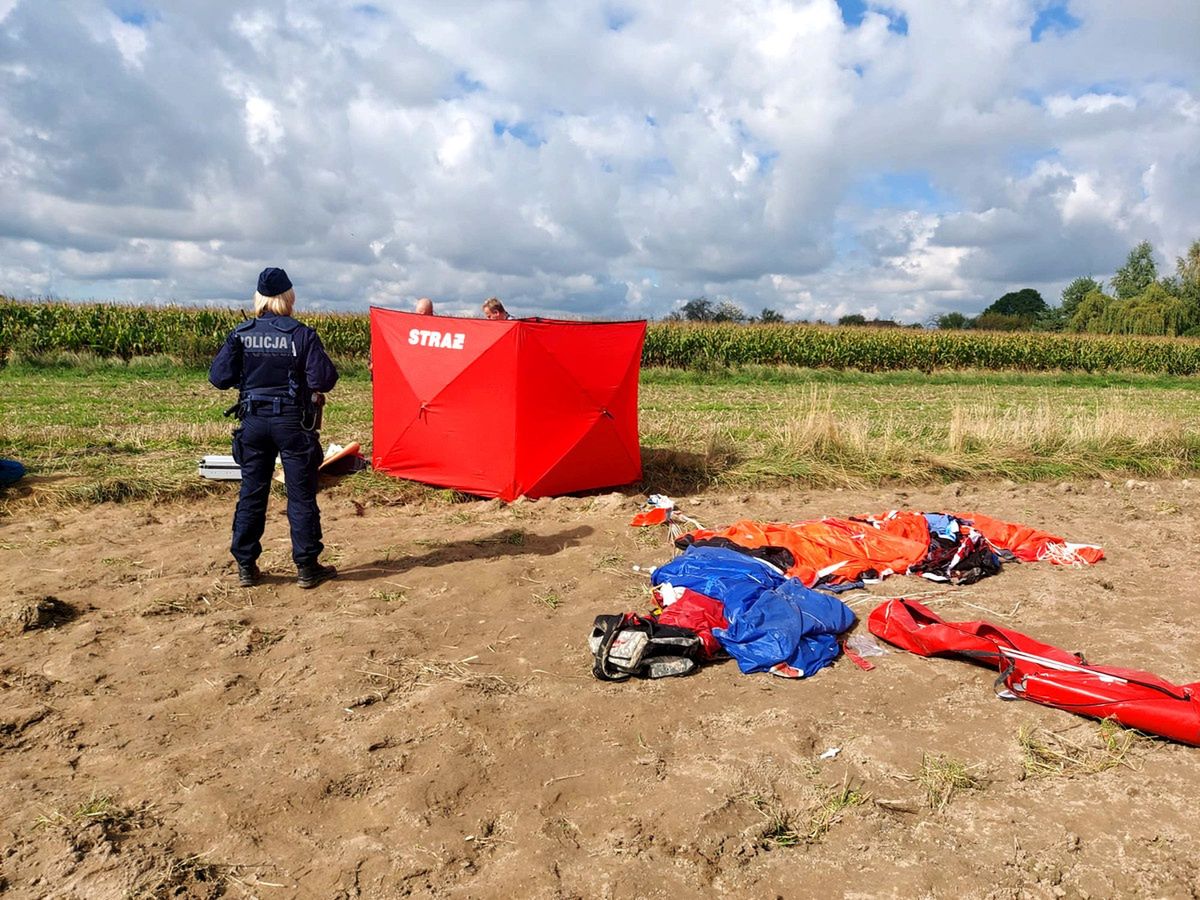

{"left": 9, "top": 596, "right": 75, "bottom": 632}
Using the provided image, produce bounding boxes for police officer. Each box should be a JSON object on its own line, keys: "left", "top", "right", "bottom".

{"left": 209, "top": 267, "right": 339, "bottom": 589}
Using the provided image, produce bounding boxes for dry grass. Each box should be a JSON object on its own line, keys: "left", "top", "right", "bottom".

{"left": 805, "top": 777, "right": 868, "bottom": 842}
{"left": 1018, "top": 720, "right": 1149, "bottom": 778}
{"left": 640, "top": 379, "right": 1200, "bottom": 489}
{"left": 744, "top": 777, "right": 867, "bottom": 848}
{"left": 34, "top": 792, "right": 142, "bottom": 831}
{"left": 359, "top": 655, "right": 522, "bottom": 700}
{"left": 127, "top": 854, "right": 227, "bottom": 900}
{"left": 140, "top": 594, "right": 212, "bottom": 617}
{"left": 912, "top": 754, "right": 987, "bottom": 811}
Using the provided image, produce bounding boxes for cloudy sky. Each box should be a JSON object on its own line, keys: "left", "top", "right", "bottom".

{"left": 0, "top": 0, "right": 1196, "bottom": 322}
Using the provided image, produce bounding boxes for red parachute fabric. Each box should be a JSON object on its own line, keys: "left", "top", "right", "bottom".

{"left": 869, "top": 598, "right": 1200, "bottom": 746}
{"left": 371, "top": 309, "right": 645, "bottom": 501}
{"left": 655, "top": 588, "right": 729, "bottom": 659}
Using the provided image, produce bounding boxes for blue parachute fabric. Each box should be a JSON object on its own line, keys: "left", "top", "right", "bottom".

{"left": 652, "top": 545, "right": 855, "bottom": 678}
{"left": 0, "top": 459, "right": 26, "bottom": 487}
{"left": 651, "top": 545, "right": 786, "bottom": 608}
{"left": 714, "top": 578, "right": 856, "bottom": 676}
{"left": 923, "top": 513, "right": 959, "bottom": 541}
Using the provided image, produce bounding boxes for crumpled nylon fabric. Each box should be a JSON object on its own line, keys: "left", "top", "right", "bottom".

{"left": 652, "top": 546, "right": 855, "bottom": 677}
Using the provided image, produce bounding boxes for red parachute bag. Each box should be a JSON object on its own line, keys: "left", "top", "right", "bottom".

{"left": 869, "top": 598, "right": 1200, "bottom": 746}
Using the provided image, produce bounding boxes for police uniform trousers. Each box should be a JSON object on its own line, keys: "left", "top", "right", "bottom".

{"left": 231, "top": 406, "right": 324, "bottom": 567}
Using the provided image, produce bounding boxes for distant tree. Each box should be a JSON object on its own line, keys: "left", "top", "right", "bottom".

{"left": 1177, "top": 238, "right": 1200, "bottom": 286}
{"left": 934, "top": 311, "right": 970, "bottom": 330}
{"left": 983, "top": 288, "right": 1048, "bottom": 319}
{"left": 1173, "top": 239, "right": 1200, "bottom": 328}
{"left": 681, "top": 297, "right": 714, "bottom": 321}
{"left": 1098, "top": 283, "right": 1188, "bottom": 335}
{"left": 1060, "top": 277, "right": 1103, "bottom": 321}
{"left": 1031, "top": 306, "right": 1067, "bottom": 332}
{"left": 759, "top": 307, "right": 785, "bottom": 324}
{"left": 1066, "top": 289, "right": 1115, "bottom": 333}
{"left": 974, "top": 312, "right": 1027, "bottom": 331}
{"left": 838, "top": 313, "right": 867, "bottom": 326}
{"left": 1111, "top": 241, "right": 1157, "bottom": 300}
{"left": 712, "top": 300, "right": 748, "bottom": 323}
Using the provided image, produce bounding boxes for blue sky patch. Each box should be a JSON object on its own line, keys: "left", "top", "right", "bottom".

{"left": 836, "top": 1, "right": 907, "bottom": 34}
{"left": 455, "top": 71, "right": 485, "bottom": 94}
{"left": 108, "top": 2, "right": 153, "bottom": 26}
{"left": 1083, "top": 80, "right": 1127, "bottom": 96}
{"left": 853, "top": 171, "right": 955, "bottom": 212}
{"left": 1008, "top": 148, "right": 1060, "bottom": 175}
{"left": 1031, "top": 3, "right": 1081, "bottom": 42}
{"left": 836, "top": 0, "right": 867, "bottom": 27}
{"left": 605, "top": 8, "right": 634, "bottom": 31}
{"left": 884, "top": 10, "right": 907, "bottom": 34}
{"left": 637, "top": 157, "right": 675, "bottom": 180}
{"left": 492, "top": 120, "right": 544, "bottom": 147}
{"left": 352, "top": 3, "right": 385, "bottom": 19}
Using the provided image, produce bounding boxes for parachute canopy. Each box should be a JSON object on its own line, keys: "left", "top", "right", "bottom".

{"left": 370, "top": 309, "right": 645, "bottom": 501}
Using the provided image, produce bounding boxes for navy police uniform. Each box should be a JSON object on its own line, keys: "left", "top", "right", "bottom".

{"left": 209, "top": 303, "right": 338, "bottom": 573}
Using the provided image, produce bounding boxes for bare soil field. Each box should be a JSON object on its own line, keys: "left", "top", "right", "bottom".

{"left": 3, "top": 477, "right": 1200, "bottom": 898}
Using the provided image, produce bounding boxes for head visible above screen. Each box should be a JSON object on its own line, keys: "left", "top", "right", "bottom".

{"left": 482, "top": 297, "right": 509, "bottom": 320}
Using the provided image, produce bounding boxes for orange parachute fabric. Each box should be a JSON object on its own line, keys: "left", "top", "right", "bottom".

{"left": 677, "top": 511, "right": 1104, "bottom": 585}
{"left": 952, "top": 511, "right": 1105, "bottom": 564}
{"left": 681, "top": 518, "right": 931, "bottom": 586}
{"left": 852, "top": 510, "right": 935, "bottom": 545}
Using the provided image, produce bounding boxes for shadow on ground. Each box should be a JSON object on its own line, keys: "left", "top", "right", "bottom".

{"left": 339, "top": 525, "right": 595, "bottom": 581}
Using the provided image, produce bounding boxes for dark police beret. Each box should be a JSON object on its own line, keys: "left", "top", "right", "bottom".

{"left": 257, "top": 267, "right": 293, "bottom": 297}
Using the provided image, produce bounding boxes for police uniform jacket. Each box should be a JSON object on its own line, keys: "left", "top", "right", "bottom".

{"left": 209, "top": 312, "right": 338, "bottom": 409}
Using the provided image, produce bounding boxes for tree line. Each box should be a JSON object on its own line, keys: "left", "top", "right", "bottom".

{"left": 666, "top": 297, "right": 919, "bottom": 328}
{"left": 935, "top": 238, "right": 1200, "bottom": 336}
{"left": 669, "top": 237, "right": 1200, "bottom": 337}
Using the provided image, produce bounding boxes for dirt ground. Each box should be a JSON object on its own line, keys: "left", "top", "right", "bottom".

{"left": 3, "top": 477, "right": 1200, "bottom": 899}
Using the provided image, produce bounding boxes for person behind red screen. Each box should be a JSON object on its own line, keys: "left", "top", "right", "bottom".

{"left": 482, "top": 297, "right": 510, "bottom": 320}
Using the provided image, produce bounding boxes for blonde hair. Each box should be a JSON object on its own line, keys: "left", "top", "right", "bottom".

{"left": 254, "top": 288, "right": 296, "bottom": 317}
{"left": 482, "top": 297, "right": 507, "bottom": 315}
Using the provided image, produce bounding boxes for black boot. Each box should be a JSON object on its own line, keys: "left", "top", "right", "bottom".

{"left": 238, "top": 562, "right": 261, "bottom": 587}
{"left": 297, "top": 561, "right": 337, "bottom": 589}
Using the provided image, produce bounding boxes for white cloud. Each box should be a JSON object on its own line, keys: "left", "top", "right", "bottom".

{"left": 0, "top": 0, "right": 1196, "bottom": 321}
{"left": 108, "top": 16, "right": 148, "bottom": 68}
{"left": 1045, "top": 92, "right": 1136, "bottom": 117}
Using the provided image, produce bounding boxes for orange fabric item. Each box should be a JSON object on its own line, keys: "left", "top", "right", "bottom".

{"left": 855, "top": 510, "right": 935, "bottom": 545}
{"left": 683, "top": 518, "right": 930, "bottom": 586}
{"left": 630, "top": 508, "right": 670, "bottom": 527}
{"left": 954, "top": 511, "right": 1104, "bottom": 564}
{"left": 680, "top": 510, "right": 1104, "bottom": 585}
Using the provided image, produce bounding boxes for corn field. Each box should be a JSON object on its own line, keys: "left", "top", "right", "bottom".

{"left": 5, "top": 298, "right": 1200, "bottom": 374}
{"left": 641, "top": 322, "right": 1200, "bottom": 374}
{"left": 0, "top": 298, "right": 370, "bottom": 364}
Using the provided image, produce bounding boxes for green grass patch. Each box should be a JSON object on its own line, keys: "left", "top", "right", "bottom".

{"left": 3, "top": 359, "right": 1200, "bottom": 510}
